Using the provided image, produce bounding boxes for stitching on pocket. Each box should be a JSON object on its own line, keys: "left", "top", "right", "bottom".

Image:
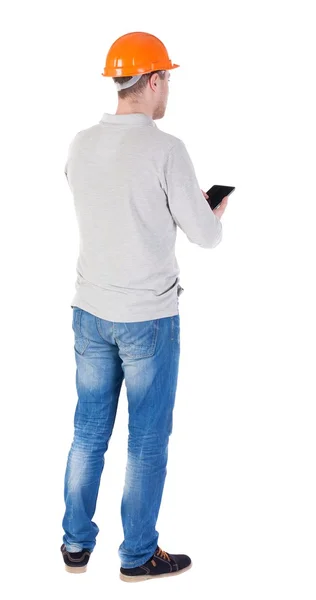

{"left": 120, "top": 319, "right": 159, "bottom": 359}
{"left": 74, "top": 335, "right": 91, "bottom": 355}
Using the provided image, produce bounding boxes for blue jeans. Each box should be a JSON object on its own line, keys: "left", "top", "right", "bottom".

{"left": 62, "top": 307, "right": 180, "bottom": 568}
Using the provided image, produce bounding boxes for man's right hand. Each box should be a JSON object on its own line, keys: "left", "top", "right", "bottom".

{"left": 213, "top": 196, "right": 228, "bottom": 219}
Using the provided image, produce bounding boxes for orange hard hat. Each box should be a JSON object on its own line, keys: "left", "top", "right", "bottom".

{"left": 101, "top": 31, "right": 180, "bottom": 78}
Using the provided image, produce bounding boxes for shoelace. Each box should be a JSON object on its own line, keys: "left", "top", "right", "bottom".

{"left": 156, "top": 546, "right": 170, "bottom": 561}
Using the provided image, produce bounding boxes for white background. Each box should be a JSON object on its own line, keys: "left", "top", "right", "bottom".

{"left": 2, "top": 1, "right": 316, "bottom": 599}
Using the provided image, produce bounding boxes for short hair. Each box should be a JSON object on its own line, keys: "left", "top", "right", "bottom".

{"left": 113, "top": 70, "right": 167, "bottom": 100}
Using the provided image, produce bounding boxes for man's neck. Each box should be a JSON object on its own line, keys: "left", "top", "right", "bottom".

{"left": 116, "top": 103, "right": 153, "bottom": 118}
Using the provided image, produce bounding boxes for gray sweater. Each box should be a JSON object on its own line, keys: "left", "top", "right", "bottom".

{"left": 65, "top": 112, "right": 222, "bottom": 322}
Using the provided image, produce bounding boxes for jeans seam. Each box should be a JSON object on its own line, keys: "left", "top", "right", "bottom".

{"left": 78, "top": 307, "right": 82, "bottom": 334}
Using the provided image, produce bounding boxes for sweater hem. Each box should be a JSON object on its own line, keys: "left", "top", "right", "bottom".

{"left": 70, "top": 298, "right": 180, "bottom": 323}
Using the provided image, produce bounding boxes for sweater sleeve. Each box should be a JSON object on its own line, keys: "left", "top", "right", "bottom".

{"left": 164, "top": 140, "right": 222, "bottom": 249}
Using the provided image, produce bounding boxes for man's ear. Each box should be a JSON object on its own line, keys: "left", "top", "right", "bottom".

{"left": 149, "top": 74, "right": 158, "bottom": 89}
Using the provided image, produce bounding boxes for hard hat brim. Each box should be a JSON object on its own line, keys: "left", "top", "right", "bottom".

{"left": 101, "top": 63, "right": 180, "bottom": 77}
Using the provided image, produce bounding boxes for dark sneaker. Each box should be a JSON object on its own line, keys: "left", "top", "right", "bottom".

{"left": 120, "top": 545, "right": 192, "bottom": 582}
{"left": 60, "top": 543, "right": 92, "bottom": 573}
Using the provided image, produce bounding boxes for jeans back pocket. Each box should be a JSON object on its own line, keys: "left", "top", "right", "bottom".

{"left": 72, "top": 307, "right": 91, "bottom": 355}
{"left": 115, "top": 319, "right": 159, "bottom": 359}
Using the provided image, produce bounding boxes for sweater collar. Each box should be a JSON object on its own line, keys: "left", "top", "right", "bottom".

{"left": 100, "top": 112, "right": 156, "bottom": 127}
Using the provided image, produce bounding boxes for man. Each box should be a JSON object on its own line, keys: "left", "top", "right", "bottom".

{"left": 61, "top": 31, "right": 228, "bottom": 582}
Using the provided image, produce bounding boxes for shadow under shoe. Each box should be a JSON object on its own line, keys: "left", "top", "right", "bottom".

{"left": 120, "top": 545, "right": 192, "bottom": 582}
{"left": 60, "top": 543, "right": 92, "bottom": 573}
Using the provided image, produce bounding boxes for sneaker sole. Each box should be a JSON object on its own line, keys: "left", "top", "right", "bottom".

{"left": 64, "top": 564, "right": 88, "bottom": 574}
{"left": 119, "top": 561, "right": 192, "bottom": 582}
